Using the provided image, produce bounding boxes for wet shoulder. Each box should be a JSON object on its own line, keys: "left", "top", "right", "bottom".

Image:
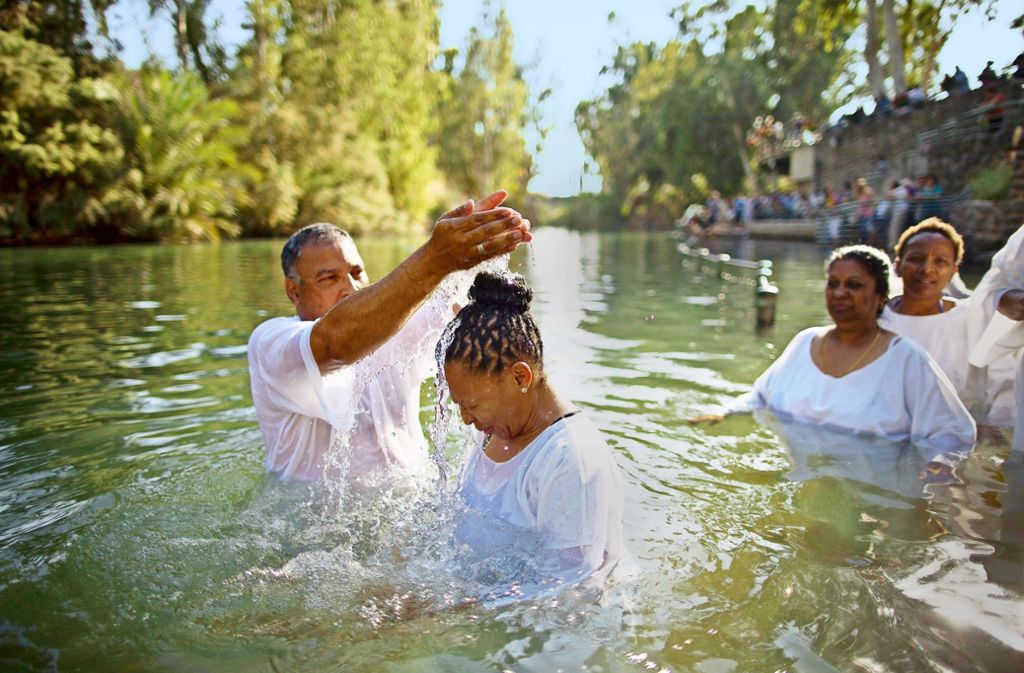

{"left": 884, "top": 331, "right": 933, "bottom": 364}
{"left": 786, "top": 326, "right": 826, "bottom": 354}
{"left": 522, "top": 413, "right": 614, "bottom": 476}
{"left": 249, "top": 315, "right": 303, "bottom": 346}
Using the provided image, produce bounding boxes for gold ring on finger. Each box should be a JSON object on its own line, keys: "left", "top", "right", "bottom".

{"left": 476, "top": 243, "right": 485, "bottom": 257}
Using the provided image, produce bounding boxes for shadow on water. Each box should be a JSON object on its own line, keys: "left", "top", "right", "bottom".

{"left": 0, "top": 232, "right": 1022, "bottom": 672}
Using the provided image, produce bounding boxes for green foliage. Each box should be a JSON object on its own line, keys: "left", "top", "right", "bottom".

{"left": 145, "top": 0, "right": 231, "bottom": 83}
{"left": 0, "top": 0, "right": 118, "bottom": 77}
{"left": 897, "top": 0, "right": 995, "bottom": 90}
{"left": 544, "top": 192, "right": 630, "bottom": 231}
{"left": 436, "top": 7, "right": 534, "bottom": 198}
{"left": 577, "top": 0, "right": 856, "bottom": 229}
{"left": 967, "top": 163, "right": 1012, "bottom": 201}
{"left": 2, "top": 0, "right": 539, "bottom": 243}
{"left": 0, "top": 28, "right": 125, "bottom": 240}
{"left": 230, "top": 0, "right": 443, "bottom": 235}
{"left": 106, "top": 68, "right": 255, "bottom": 242}
{"left": 814, "top": 0, "right": 997, "bottom": 94}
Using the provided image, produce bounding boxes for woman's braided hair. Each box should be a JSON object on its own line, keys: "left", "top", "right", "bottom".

{"left": 443, "top": 272, "right": 544, "bottom": 374}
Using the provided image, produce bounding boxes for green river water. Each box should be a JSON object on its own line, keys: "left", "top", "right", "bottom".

{"left": 0, "top": 228, "right": 1021, "bottom": 672}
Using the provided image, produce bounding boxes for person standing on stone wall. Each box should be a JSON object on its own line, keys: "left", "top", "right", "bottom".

{"left": 887, "top": 178, "right": 913, "bottom": 249}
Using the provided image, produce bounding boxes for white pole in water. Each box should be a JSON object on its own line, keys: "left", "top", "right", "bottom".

{"left": 755, "top": 260, "right": 778, "bottom": 329}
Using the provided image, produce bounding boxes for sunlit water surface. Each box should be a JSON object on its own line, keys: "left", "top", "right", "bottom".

{"left": 0, "top": 230, "right": 1021, "bottom": 672}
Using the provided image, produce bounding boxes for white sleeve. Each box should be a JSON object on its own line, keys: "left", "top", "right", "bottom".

{"left": 900, "top": 342, "right": 977, "bottom": 466}
{"left": 961, "top": 226, "right": 1024, "bottom": 416}
{"left": 968, "top": 224, "right": 1024, "bottom": 329}
{"left": 726, "top": 330, "right": 812, "bottom": 414}
{"left": 248, "top": 318, "right": 359, "bottom": 435}
{"left": 991, "top": 224, "right": 1024, "bottom": 289}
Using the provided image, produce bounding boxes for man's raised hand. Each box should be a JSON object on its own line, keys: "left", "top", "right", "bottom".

{"left": 430, "top": 190, "right": 532, "bottom": 271}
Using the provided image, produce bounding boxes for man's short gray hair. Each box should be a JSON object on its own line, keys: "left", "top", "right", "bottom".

{"left": 281, "top": 223, "right": 351, "bottom": 281}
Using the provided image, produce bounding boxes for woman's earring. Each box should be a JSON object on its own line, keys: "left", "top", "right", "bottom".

{"left": 520, "top": 387, "right": 528, "bottom": 394}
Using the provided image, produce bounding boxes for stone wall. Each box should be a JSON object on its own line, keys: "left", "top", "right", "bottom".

{"left": 804, "top": 82, "right": 1023, "bottom": 257}
{"left": 948, "top": 120, "right": 1024, "bottom": 254}
{"left": 815, "top": 82, "right": 1020, "bottom": 196}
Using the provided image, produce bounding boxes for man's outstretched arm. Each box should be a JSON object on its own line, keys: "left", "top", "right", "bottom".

{"left": 310, "top": 191, "right": 531, "bottom": 367}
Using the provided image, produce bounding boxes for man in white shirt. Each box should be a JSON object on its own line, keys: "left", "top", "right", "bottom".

{"left": 248, "top": 191, "right": 531, "bottom": 481}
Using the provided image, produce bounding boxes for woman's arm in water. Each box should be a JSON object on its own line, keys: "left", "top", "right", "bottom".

{"left": 998, "top": 289, "right": 1024, "bottom": 321}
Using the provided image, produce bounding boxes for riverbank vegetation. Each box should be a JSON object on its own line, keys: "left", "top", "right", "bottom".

{"left": 567, "top": 0, "right": 1007, "bottom": 230}
{"left": 2, "top": 1, "right": 1011, "bottom": 241}
{"left": 0, "top": 1, "right": 536, "bottom": 243}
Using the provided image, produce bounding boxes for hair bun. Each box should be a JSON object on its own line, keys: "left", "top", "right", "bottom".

{"left": 468, "top": 272, "right": 532, "bottom": 313}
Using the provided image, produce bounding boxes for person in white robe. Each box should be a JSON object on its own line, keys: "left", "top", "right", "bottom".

{"left": 694, "top": 245, "right": 976, "bottom": 479}
{"left": 968, "top": 226, "right": 1024, "bottom": 452}
{"left": 250, "top": 294, "right": 458, "bottom": 481}
{"left": 880, "top": 219, "right": 1024, "bottom": 428}
{"left": 442, "top": 272, "right": 625, "bottom": 589}
{"left": 248, "top": 192, "right": 532, "bottom": 482}
{"left": 727, "top": 325, "right": 975, "bottom": 467}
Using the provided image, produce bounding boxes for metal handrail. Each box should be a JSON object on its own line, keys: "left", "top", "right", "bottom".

{"left": 815, "top": 186, "right": 971, "bottom": 244}
{"left": 677, "top": 244, "right": 780, "bottom": 327}
{"left": 916, "top": 96, "right": 1024, "bottom": 148}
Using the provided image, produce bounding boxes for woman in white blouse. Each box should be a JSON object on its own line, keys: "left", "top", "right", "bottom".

{"left": 695, "top": 245, "right": 976, "bottom": 481}
{"left": 439, "top": 272, "right": 624, "bottom": 588}
{"left": 880, "top": 219, "right": 1024, "bottom": 427}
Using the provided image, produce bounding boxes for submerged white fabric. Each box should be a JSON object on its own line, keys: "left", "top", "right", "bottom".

{"left": 456, "top": 413, "right": 625, "bottom": 586}
{"left": 248, "top": 296, "right": 453, "bottom": 482}
{"left": 760, "top": 412, "right": 930, "bottom": 499}
{"left": 728, "top": 327, "right": 976, "bottom": 466}
{"left": 881, "top": 224, "right": 1024, "bottom": 427}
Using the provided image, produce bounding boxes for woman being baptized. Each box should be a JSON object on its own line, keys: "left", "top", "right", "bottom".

{"left": 439, "top": 271, "right": 625, "bottom": 590}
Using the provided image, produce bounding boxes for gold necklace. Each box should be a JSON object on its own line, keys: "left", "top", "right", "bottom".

{"left": 831, "top": 327, "right": 880, "bottom": 374}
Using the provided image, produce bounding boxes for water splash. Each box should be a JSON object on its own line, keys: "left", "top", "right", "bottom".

{"left": 428, "top": 254, "right": 516, "bottom": 494}
{"left": 430, "top": 318, "right": 459, "bottom": 494}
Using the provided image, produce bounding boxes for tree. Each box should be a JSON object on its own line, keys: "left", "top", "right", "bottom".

{"left": 898, "top": 0, "right": 996, "bottom": 92}
{"left": 819, "top": 0, "right": 998, "bottom": 96}
{"left": 230, "top": 0, "right": 443, "bottom": 234}
{"left": 576, "top": 0, "right": 857, "bottom": 228}
{"left": 881, "top": 0, "right": 906, "bottom": 94}
{"left": 106, "top": 67, "right": 254, "bottom": 242}
{"left": 0, "top": 27, "right": 124, "bottom": 240}
{"left": 864, "top": 0, "right": 887, "bottom": 98}
{"left": 0, "top": 0, "right": 118, "bottom": 77}
{"left": 436, "top": 7, "right": 534, "bottom": 198}
{"left": 145, "top": 0, "right": 229, "bottom": 84}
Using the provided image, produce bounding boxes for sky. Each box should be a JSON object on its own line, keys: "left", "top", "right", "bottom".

{"left": 106, "top": 0, "right": 1023, "bottom": 197}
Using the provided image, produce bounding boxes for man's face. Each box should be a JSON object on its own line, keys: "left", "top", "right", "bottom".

{"left": 285, "top": 238, "right": 368, "bottom": 321}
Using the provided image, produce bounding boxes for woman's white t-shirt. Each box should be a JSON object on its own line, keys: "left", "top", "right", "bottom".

{"left": 456, "top": 412, "right": 625, "bottom": 586}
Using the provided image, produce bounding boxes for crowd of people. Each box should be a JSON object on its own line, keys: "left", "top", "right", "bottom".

{"left": 679, "top": 190, "right": 827, "bottom": 239}
{"left": 819, "top": 173, "right": 948, "bottom": 248}
{"left": 246, "top": 189, "right": 1022, "bottom": 601}
{"left": 846, "top": 54, "right": 1024, "bottom": 126}
{"left": 681, "top": 172, "right": 947, "bottom": 246}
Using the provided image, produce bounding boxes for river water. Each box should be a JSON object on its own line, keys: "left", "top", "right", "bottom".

{"left": 0, "top": 229, "right": 1021, "bottom": 672}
